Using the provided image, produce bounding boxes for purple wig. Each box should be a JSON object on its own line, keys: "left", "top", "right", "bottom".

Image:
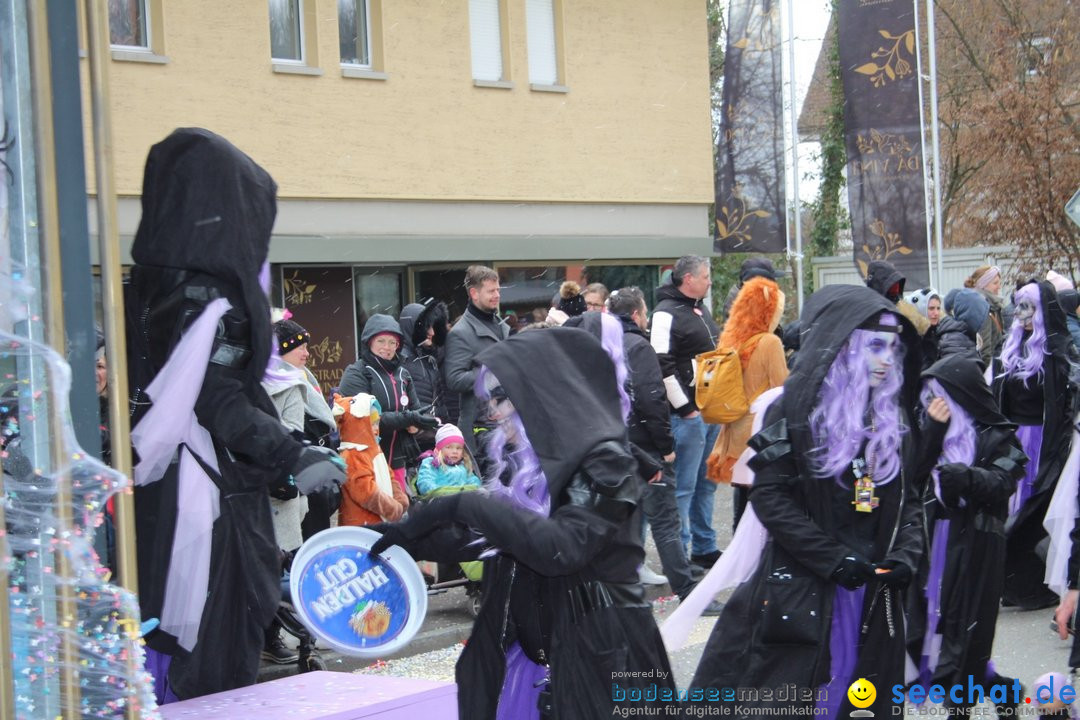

{"left": 809, "top": 312, "right": 906, "bottom": 484}
{"left": 920, "top": 379, "right": 977, "bottom": 504}
{"left": 598, "top": 312, "right": 632, "bottom": 422}
{"left": 474, "top": 365, "right": 551, "bottom": 517}
{"left": 1000, "top": 283, "right": 1047, "bottom": 384}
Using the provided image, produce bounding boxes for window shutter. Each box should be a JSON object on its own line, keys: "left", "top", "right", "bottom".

{"left": 469, "top": 0, "right": 503, "bottom": 81}
{"left": 526, "top": 0, "right": 557, "bottom": 85}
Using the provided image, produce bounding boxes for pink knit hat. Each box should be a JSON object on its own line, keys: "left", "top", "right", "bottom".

{"left": 435, "top": 424, "right": 466, "bottom": 450}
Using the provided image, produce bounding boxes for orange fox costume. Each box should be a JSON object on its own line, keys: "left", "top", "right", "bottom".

{"left": 333, "top": 393, "right": 409, "bottom": 526}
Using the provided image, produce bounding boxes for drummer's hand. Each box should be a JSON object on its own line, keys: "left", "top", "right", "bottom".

{"left": 369, "top": 495, "right": 464, "bottom": 556}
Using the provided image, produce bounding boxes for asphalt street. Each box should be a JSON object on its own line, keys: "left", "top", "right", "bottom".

{"left": 261, "top": 483, "right": 1074, "bottom": 700}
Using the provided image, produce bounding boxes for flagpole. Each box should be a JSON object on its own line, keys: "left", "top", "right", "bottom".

{"left": 785, "top": 0, "right": 804, "bottom": 313}
{"left": 925, "top": 0, "right": 946, "bottom": 289}
{"left": 912, "top": 0, "right": 934, "bottom": 288}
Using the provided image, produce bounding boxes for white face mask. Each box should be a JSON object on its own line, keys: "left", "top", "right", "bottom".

{"left": 863, "top": 331, "right": 898, "bottom": 388}
{"left": 1015, "top": 299, "right": 1036, "bottom": 329}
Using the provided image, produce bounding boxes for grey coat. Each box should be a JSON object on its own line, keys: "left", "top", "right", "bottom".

{"left": 442, "top": 309, "right": 509, "bottom": 453}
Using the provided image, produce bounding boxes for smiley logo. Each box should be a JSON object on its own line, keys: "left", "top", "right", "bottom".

{"left": 848, "top": 678, "right": 876, "bottom": 709}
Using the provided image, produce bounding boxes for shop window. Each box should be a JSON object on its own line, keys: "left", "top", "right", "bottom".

{"left": 354, "top": 267, "right": 404, "bottom": 338}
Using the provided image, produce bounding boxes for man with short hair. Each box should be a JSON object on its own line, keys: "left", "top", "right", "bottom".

{"left": 651, "top": 255, "right": 722, "bottom": 568}
{"left": 583, "top": 282, "right": 609, "bottom": 312}
{"left": 609, "top": 286, "right": 722, "bottom": 614}
{"left": 443, "top": 265, "right": 509, "bottom": 455}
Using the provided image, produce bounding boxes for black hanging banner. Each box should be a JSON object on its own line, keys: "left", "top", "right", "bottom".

{"left": 714, "top": 0, "right": 787, "bottom": 254}
{"left": 838, "top": 0, "right": 929, "bottom": 286}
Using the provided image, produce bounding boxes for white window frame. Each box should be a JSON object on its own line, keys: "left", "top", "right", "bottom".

{"left": 270, "top": 0, "right": 305, "bottom": 64}
{"left": 339, "top": 0, "right": 372, "bottom": 68}
{"left": 108, "top": 0, "right": 150, "bottom": 50}
{"left": 469, "top": 0, "right": 512, "bottom": 88}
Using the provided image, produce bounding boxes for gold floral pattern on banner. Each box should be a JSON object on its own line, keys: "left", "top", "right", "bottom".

{"left": 716, "top": 189, "right": 771, "bottom": 249}
{"left": 309, "top": 336, "right": 343, "bottom": 366}
{"left": 284, "top": 271, "right": 317, "bottom": 306}
{"left": 854, "top": 28, "right": 915, "bottom": 87}
{"left": 856, "top": 218, "right": 913, "bottom": 277}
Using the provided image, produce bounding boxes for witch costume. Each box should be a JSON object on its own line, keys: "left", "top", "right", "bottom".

{"left": 913, "top": 354, "right": 1026, "bottom": 707}
{"left": 991, "top": 280, "right": 1077, "bottom": 609}
{"left": 688, "top": 285, "right": 923, "bottom": 718}
{"left": 370, "top": 327, "right": 676, "bottom": 719}
{"left": 125, "top": 128, "right": 344, "bottom": 700}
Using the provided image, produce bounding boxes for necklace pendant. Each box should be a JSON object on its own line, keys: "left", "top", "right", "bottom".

{"left": 852, "top": 459, "right": 879, "bottom": 513}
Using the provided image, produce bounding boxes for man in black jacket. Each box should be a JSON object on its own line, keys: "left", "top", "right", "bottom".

{"left": 650, "top": 255, "right": 722, "bottom": 567}
{"left": 443, "top": 266, "right": 509, "bottom": 455}
{"left": 610, "top": 287, "right": 721, "bottom": 614}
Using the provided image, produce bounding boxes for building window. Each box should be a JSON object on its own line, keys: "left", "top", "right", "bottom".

{"left": 338, "top": 0, "right": 370, "bottom": 66}
{"left": 108, "top": 0, "right": 147, "bottom": 48}
{"left": 525, "top": 0, "right": 560, "bottom": 86}
{"left": 469, "top": 0, "right": 510, "bottom": 85}
{"left": 270, "top": 0, "right": 304, "bottom": 62}
{"left": 1019, "top": 35, "right": 1053, "bottom": 77}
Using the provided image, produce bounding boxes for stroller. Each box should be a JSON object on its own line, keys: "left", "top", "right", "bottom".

{"left": 275, "top": 554, "right": 326, "bottom": 673}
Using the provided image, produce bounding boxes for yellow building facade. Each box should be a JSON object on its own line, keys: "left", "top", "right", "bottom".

{"left": 85, "top": 0, "right": 714, "bottom": 380}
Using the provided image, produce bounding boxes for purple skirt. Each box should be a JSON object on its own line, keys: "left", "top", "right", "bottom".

{"left": 1010, "top": 425, "right": 1043, "bottom": 515}
{"left": 818, "top": 585, "right": 866, "bottom": 717}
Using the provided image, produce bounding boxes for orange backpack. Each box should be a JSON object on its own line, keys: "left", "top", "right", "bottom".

{"left": 694, "top": 333, "right": 765, "bottom": 424}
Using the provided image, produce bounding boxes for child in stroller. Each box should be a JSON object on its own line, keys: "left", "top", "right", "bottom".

{"left": 411, "top": 424, "right": 484, "bottom": 615}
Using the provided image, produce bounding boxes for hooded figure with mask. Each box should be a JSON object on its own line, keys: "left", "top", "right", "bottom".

{"left": 369, "top": 327, "right": 676, "bottom": 719}
{"left": 991, "top": 280, "right": 1078, "bottom": 610}
{"left": 125, "top": 129, "right": 345, "bottom": 700}
{"left": 688, "top": 285, "right": 923, "bottom": 718}
{"left": 911, "top": 354, "right": 1026, "bottom": 712}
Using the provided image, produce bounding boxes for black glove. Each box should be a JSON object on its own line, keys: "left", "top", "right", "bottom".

{"left": 369, "top": 494, "right": 464, "bottom": 557}
{"left": 938, "top": 462, "right": 971, "bottom": 509}
{"left": 403, "top": 412, "right": 440, "bottom": 429}
{"left": 291, "top": 445, "right": 346, "bottom": 495}
{"left": 873, "top": 560, "right": 913, "bottom": 588}
{"left": 831, "top": 555, "right": 876, "bottom": 590}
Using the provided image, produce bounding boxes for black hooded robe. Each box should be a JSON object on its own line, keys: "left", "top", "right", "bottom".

{"left": 689, "top": 285, "right": 924, "bottom": 718}
{"left": 992, "top": 280, "right": 1077, "bottom": 610}
{"left": 381, "top": 328, "right": 676, "bottom": 719}
{"left": 125, "top": 129, "right": 306, "bottom": 699}
{"left": 912, "top": 355, "right": 1026, "bottom": 701}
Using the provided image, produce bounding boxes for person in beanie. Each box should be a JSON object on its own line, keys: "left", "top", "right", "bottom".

{"left": 415, "top": 424, "right": 482, "bottom": 497}
{"left": 925, "top": 289, "right": 986, "bottom": 369}
{"left": 546, "top": 280, "right": 587, "bottom": 325}
{"left": 865, "top": 259, "right": 930, "bottom": 336}
{"left": 721, "top": 257, "right": 783, "bottom": 322}
{"left": 340, "top": 315, "right": 440, "bottom": 490}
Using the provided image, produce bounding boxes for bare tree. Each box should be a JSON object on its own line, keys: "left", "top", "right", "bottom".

{"left": 933, "top": 0, "right": 1079, "bottom": 275}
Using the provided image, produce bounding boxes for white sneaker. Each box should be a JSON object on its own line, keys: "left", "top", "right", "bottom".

{"left": 638, "top": 565, "right": 669, "bottom": 586}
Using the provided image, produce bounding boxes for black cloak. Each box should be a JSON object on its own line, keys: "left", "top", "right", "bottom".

{"left": 126, "top": 129, "right": 304, "bottom": 699}
{"left": 393, "top": 327, "right": 676, "bottom": 719}
{"left": 913, "top": 354, "right": 1026, "bottom": 695}
{"left": 691, "top": 285, "right": 924, "bottom": 717}
{"left": 993, "top": 280, "right": 1077, "bottom": 609}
